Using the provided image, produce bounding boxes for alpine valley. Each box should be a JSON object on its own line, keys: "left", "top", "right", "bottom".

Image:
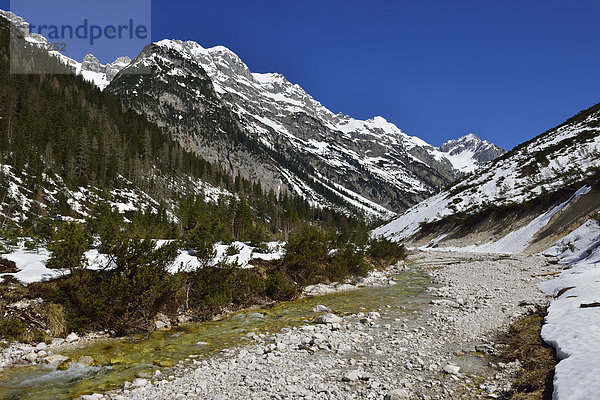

{"left": 1, "top": 7, "right": 600, "bottom": 400}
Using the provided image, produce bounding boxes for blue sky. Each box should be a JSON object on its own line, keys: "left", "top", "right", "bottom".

{"left": 4, "top": 1, "right": 600, "bottom": 149}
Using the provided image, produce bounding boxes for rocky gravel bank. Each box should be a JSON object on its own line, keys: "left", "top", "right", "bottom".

{"left": 91, "top": 251, "right": 558, "bottom": 400}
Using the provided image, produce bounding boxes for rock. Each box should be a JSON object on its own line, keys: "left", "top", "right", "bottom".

{"left": 35, "top": 342, "right": 47, "bottom": 352}
{"left": 311, "top": 382, "right": 329, "bottom": 393}
{"left": 25, "top": 352, "right": 38, "bottom": 363}
{"left": 78, "top": 355, "right": 95, "bottom": 367}
{"left": 81, "top": 394, "right": 104, "bottom": 400}
{"left": 443, "top": 364, "right": 460, "bottom": 375}
{"left": 131, "top": 378, "right": 149, "bottom": 388}
{"left": 385, "top": 389, "right": 411, "bottom": 400}
{"left": 155, "top": 320, "right": 170, "bottom": 330}
{"left": 341, "top": 370, "right": 361, "bottom": 382}
{"left": 367, "top": 312, "right": 381, "bottom": 319}
{"left": 51, "top": 338, "right": 65, "bottom": 346}
{"left": 44, "top": 354, "right": 70, "bottom": 364}
{"left": 65, "top": 332, "right": 79, "bottom": 343}
{"left": 313, "top": 313, "right": 343, "bottom": 324}
{"left": 312, "top": 305, "right": 331, "bottom": 313}
{"left": 359, "top": 371, "right": 373, "bottom": 381}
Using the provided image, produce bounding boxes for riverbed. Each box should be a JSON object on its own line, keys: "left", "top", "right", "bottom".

{"left": 0, "top": 267, "right": 429, "bottom": 399}
{"left": 0, "top": 251, "right": 559, "bottom": 399}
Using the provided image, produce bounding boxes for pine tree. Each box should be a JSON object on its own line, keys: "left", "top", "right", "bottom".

{"left": 46, "top": 222, "right": 88, "bottom": 272}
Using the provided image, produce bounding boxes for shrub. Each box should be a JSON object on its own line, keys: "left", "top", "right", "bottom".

{"left": 265, "top": 270, "right": 297, "bottom": 301}
{"left": 185, "top": 223, "right": 216, "bottom": 265}
{"left": 248, "top": 224, "right": 267, "bottom": 247}
{"left": 188, "top": 262, "right": 267, "bottom": 311}
{"left": 46, "top": 222, "right": 88, "bottom": 272}
{"left": 283, "top": 225, "right": 329, "bottom": 284}
{"left": 48, "top": 234, "right": 181, "bottom": 334}
{"left": 330, "top": 244, "right": 369, "bottom": 279}
{"left": 0, "top": 257, "right": 18, "bottom": 273}
{"left": 226, "top": 244, "right": 240, "bottom": 256}
{"left": 24, "top": 239, "right": 40, "bottom": 251}
{"left": 0, "top": 319, "right": 25, "bottom": 341}
{"left": 367, "top": 237, "right": 406, "bottom": 262}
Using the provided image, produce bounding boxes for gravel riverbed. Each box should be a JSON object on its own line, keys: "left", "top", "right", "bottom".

{"left": 91, "top": 250, "right": 558, "bottom": 400}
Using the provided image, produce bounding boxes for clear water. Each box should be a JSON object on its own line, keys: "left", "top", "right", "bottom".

{"left": 0, "top": 269, "right": 431, "bottom": 399}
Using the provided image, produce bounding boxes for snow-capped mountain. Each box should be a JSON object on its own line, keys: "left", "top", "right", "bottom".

{"left": 0, "top": 10, "right": 131, "bottom": 90}
{"left": 106, "top": 39, "right": 504, "bottom": 216}
{"left": 374, "top": 102, "right": 600, "bottom": 251}
{"left": 438, "top": 134, "right": 505, "bottom": 173}
{"left": 0, "top": 9, "right": 506, "bottom": 218}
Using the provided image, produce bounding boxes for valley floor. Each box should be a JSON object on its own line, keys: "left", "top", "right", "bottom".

{"left": 96, "top": 251, "right": 558, "bottom": 400}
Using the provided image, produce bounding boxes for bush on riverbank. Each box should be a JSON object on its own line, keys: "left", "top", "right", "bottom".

{"left": 367, "top": 236, "right": 406, "bottom": 265}
{"left": 283, "top": 225, "right": 376, "bottom": 285}
{"left": 46, "top": 232, "right": 181, "bottom": 334}
{"left": 0, "top": 226, "right": 407, "bottom": 338}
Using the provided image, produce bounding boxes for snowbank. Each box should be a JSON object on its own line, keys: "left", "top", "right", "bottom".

{"left": 1, "top": 240, "right": 284, "bottom": 284}
{"left": 540, "top": 219, "right": 600, "bottom": 400}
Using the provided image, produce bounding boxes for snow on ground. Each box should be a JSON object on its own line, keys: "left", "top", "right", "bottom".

{"left": 1, "top": 247, "right": 59, "bottom": 283}
{"left": 383, "top": 185, "right": 591, "bottom": 255}
{"left": 539, "top": 219, "right": 600, "bottom": 400}
{"left": 441, "top": 148, "right": 478, "bottom": 173}
{"left": 372, "top": 193, "right": 453, "bottom": 241}
{"left": 442, "top": 185, "right": 591, "bottom": 254}
{"left": 1, "top": 241, "right": 285, "bottom": 284}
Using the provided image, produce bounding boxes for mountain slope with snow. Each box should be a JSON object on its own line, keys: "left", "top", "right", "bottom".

{"left": 0, "top": 10, "right": 131, "bottom": 90}
{"left": 0, "top": 9, "right": 505, "bottom": 219}
{"left": 374, "top": 101, "right": 600, "bottom": 250}
{"left": 438, "top": 134, "right": 505, "bottom": 173}
{"left": 107, "top": 39, "right": 464, "bottom": 216}
{"left": 539, "top": 217, "right": 600, "bottom": 400}
{"left": 107, "top": 39, "right": 509, "bottom": 216}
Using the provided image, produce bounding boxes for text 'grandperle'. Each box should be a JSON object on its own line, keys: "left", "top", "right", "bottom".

{"left": 28, "top": 19, "right": 148, "bottom": 45}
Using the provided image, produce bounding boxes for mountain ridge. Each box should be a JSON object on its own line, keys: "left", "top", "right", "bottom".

{"left": 374, "top": 100, "right": 600, "bottom": 251}
{"left": 0, "top": 9, "right": 506, "bottom": 219}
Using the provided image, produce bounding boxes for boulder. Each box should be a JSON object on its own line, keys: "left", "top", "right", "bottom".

{"left": 44, "top": 354, "right": 70, "bottom": 364}
{"left": 131, "top": 378, "right": 149, "bottom": 388}
{"left": 312, "top": 305, "right": 331, "bottom": 313}
{"left": 313, "top": 313, "right": 343, "bottom": 324}
{"left": 443, "top": 364, "right": 460, "bottom": 375}
{"left": 35, "top": 342, "right": 47, "bottom": 352}
{"left": 341, "top": 370, "right": 361, "bottom": 382}
{"left": 78, "top": 355, "right": 95, "bottom": 367}
{"left": 65, "top": 332, "right": 79, "bottom": 343}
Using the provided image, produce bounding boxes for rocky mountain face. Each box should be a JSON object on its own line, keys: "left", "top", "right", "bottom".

{"left": 81, "top": 54, "right": 132, "bottom": 80}
{"left": 0, "top": 10, "right": 130, "bottom": 89}
{"left": 1, "top": 9, "right": 507, "bottom": 218}
{"left": 438, "top": 134, "right": 506, "bottom": 173}
{"left": 106, "top": 39, "right": 500, "bottom": 217}
{"left": 374, "top": 102, "right": 600, "bottom": 251}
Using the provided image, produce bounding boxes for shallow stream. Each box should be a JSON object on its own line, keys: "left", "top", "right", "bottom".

{"left": 0, "top": 268, "right": 434, "bottom": 399}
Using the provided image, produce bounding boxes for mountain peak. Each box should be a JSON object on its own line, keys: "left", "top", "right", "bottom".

{"left": 438, "top": 133, "right": 506, "bottom": 173}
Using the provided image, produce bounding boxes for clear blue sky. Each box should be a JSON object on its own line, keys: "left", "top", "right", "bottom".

{"left": 4, "top": 0, "right": 600, "bottom": 149}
